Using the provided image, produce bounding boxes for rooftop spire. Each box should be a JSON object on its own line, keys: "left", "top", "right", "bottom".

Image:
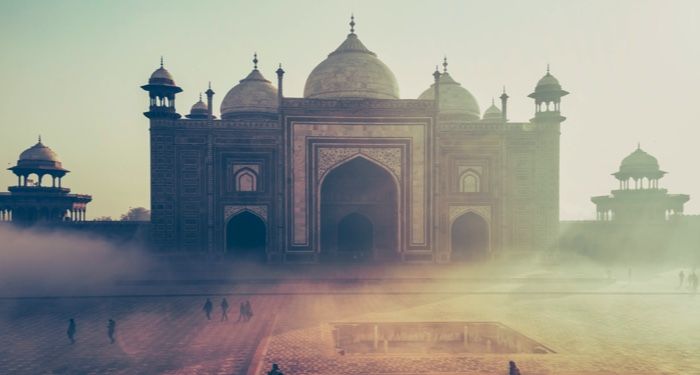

{"left": 160, "top": 56, "right": 164, "bottom": 68}
{"left": 38, "top": 135, "right": 41, "bottom": 143}
{"left": 442, "top": 56, "right": 448, "bottom": 73}
{"left": 199, "top": 92, "right": 203, "bottom": 102}
{"left": 350, "top": 14, "right": 355, "bottom": 34}
{"left": 546, "top": 63, "right": 550, "bottom": 75}
{"left": 208, "top": 81, "right": 211, "bottom": 90}
{"left": 637, "top": 142, "right": 641, "bottom": 150}
{"left": 253, "top": 53, "right": 258, "bottom": 70}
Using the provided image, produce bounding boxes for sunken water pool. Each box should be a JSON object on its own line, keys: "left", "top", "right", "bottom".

{"left": 332, "top": 321, "right": 554, "bottom": 354}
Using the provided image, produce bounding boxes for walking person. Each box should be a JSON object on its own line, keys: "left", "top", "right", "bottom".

{"left": 107, "top": 319, "right": 116, "bottom": 344}
{"left": 221, "top": 298, "right": 229, "bottom": 321}
{"left": 679, "top": 270, "right": 685, "bottom": 289}
{"left": 245, "top": 300, "right": 254, "bottom": 321}
{"left": 237, "top": 302, "right": 246, "bottom": 322}
{"left": 203, "top": 298, "right": 213, "bottom": 320}
{"left": 67, "top": 318, "right": 76, "bottom": 344}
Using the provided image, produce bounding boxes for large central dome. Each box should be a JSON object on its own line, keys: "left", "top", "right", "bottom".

{"left": 304, "top": 19, "right": 399, "bottom": 100}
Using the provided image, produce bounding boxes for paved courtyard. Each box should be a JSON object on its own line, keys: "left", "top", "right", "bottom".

{"left": 0, "top": 266, "right": 698, "bottom": 374}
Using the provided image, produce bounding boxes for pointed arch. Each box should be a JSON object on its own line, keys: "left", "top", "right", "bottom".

{"left": 450, "top": 210, "right": 490, "bottom": 262}
{"left": 459, "top": 169, "right": 481, "bottom": 193}
{"left": 318, "top": 155, "right": 400, "bottom": 262}
{"left": 225, "top": 210, "right": 267, "bottom": 261}
{"left": 234, "top": 167, "right": 258, "bottom": 192}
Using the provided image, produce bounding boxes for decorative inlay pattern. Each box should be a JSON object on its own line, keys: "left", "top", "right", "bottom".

{"left": 224, "top": 205, "right": 268, "bottom": 222}
{"left": 317, "top": 147, "right": 402, "bottom": 181}
{"left": 448, "top": 205, "right": 491, "bottom": 225}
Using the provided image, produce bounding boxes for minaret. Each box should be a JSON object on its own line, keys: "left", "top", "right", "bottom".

{"left": 276, "top": 63, "right": 285, "bottom": 105}
{"left": 141, "top": 57, "right": 183, "bottom": 119}
{"left": 527, "top": 65, "right": 569, "bottom": 253}
{"left": 205, "top": 81, "right": 215, "bottom": 119}
{"left": 500, "top": 86, "right": 509, "bottom": 122}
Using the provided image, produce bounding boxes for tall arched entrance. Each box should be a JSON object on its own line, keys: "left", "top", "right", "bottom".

{"left": 226, "top": 211, "right": 267, "bottom": 262}
{"left": 451, "top": 212, "right": 489, "bottom": 261}
{"left": 320, "top": 157, "right": 398, "bottom": 262}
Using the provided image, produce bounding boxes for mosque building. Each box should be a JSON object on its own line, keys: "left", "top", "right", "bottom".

{"left": 142, "top": 17, "right": 568, "bottom": 262}
{"left": 0, "top": 138, "right": 91, "bottom": 224}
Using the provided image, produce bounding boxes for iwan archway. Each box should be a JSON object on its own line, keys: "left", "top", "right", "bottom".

{"left": 320, "top": 156, "right": 399, "bottom": 262}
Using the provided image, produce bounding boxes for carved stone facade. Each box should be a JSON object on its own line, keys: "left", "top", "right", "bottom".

{"left": 145, "top": 97, "right": 562, "bottom": 262}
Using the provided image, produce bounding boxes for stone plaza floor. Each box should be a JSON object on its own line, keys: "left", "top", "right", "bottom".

{"left": 0, "top": 264, "right": 698, "bottom": 374}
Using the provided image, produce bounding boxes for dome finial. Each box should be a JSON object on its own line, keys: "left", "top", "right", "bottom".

{"left": 199, "top": 92, "right": 203, "bottom": 102}
{"left": 208, "top": 81, "right": 211, "bottom": 90}
{"left": 253, "top": 53, "right": 258, "bottom": 70}
{"left": 442, "top": 56, "right": 448, "bottom": 73}
{"left": 637, "top": 142, "right": 641, "bottom": 150}
{"left": 38, "top": 134, "right": 41, "bottom": 143}
{"left": 546, "top": 63, "right": 550, "bottom": 75}
{"left": 350, "top": 14, "right": 355, "bottom": 34}
{"left": 160, "top": 56, "right": 164, "bottom": 68}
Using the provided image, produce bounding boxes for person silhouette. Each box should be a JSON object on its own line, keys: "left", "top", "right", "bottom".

{"left": 267, "top": 363, "right": 283, "bottom": 375}
{"left": 237, "top": 302, "right": 246, "bottom": 322}
{"left": 221, "top": 298, "right": 229, "bottom": 321}
{"left": 67, "top": 318, "right": 76, "bottom": 344}
{"left": 509, "top": 360, "right": 521, "bottom": 375}
{"left": 245, "top": 300, "right": 253, "bottom": 321}
{"left": 107, "top": 319, "right": 116, "bottom": 344}
{"left": 203, "top": 298, "right": 213, "bottom": 320}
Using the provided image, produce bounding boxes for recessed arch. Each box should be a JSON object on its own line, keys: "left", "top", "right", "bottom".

{"left": 450, "top": 211, "right": 490, "bottom": 262}
{"left": 459, "top": 169, "right": 481, "bottom": 193}
{"left": 234, "top": 167, "right": 258, "bottom": 192}
{"left": 225, "top": 210, "right": 267, "bottom": 262}
{"left": 319, "top": 156, "right": 399, "bottom": 262}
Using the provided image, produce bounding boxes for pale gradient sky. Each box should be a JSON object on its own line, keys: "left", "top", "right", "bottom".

{"left": 0, "top": 0, "right": 698, "bottom": 220}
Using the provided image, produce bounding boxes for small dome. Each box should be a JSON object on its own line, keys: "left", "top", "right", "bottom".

{"left": 620, "top": 146, "right": 660, "bottom": 172}
{"left": 418, "top": 72, "right": 480, "bottom": 120}
{"left": 304, "top": 21, "right": 399, "bottom": 100}
{"left": 19, "top": 140, "right": 60, "bottom": 163}
{"left": 13, "top": 138, "right": 67, "bottom": 171}
{"left": 482, "top": 100, "right": 502, "bottom": 120}
{"left": 220, "top": 67, "right": 278, "bottom": 119}
{"left": 186, "top": 94, "right": 209, "bottom": 119}
{"left": 191, "top": 97, "right": 208, "bottom": 112}
{"left": 148, "top": 64, "right": 176, "bottom": 86}
{"left": 533, "top": 67, "right": 565, "bottom": 95}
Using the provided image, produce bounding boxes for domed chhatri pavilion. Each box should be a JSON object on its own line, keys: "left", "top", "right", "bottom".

{"left": 0, "top": 138, "right": 91, "bottom": 224}
{"left": 142, "top": 18, "right": 568, "bottom": 262}
{"left": 591, "top": 145, "right": 689, "bottom": 222}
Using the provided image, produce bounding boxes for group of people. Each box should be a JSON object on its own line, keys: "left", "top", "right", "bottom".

{"left": 678, "top": 269, "right": 699, "bottom": 292}
{"left": 203, "top": 298, "right": 254, "bottom": 322}
{"left": 66, "top": 318, "right": 116, "bottom": 344}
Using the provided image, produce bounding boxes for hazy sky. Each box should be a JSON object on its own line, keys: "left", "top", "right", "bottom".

{"left": 0, "top": 0, "right": 698, "bottom": 220}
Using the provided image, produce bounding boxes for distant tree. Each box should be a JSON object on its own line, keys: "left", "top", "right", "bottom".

{"left": 120, "top": 207, "right": 151, "bottom": 221}
{"left": 94, "top": 216, "right": 113, "bottom": 221}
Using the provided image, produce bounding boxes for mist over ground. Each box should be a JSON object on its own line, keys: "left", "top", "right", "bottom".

{"left": 0, "top": 225, "right": 151, "bottom": 296}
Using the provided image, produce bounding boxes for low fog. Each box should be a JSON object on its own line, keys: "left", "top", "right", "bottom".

{"left": 0, "top": 226, "right": 151, "bottom": 297}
